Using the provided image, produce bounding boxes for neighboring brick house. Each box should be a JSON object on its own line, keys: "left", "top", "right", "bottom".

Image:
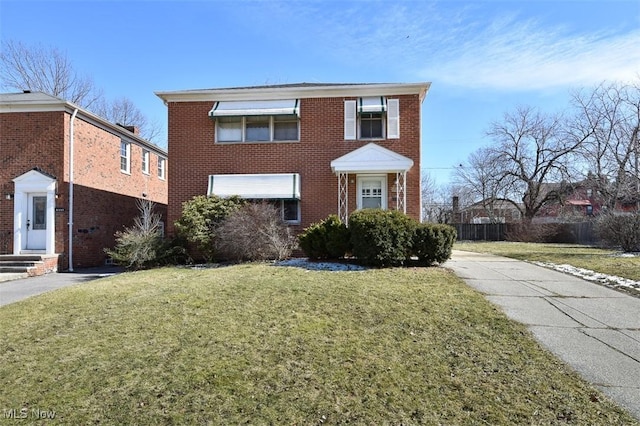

{"left": 155, "top": 82, "right": 430, "bottom": 235}
{"left": 0, "top": 92, "right": 168, "bottom": 271}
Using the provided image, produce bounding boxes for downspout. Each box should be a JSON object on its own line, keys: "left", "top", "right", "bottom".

{"left": 68, "top": 108, "right": 78, "bottom": 272}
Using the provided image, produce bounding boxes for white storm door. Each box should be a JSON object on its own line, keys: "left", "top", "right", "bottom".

{"left": 357, "top": 176, "right": 387, "bottom": 210}
{"left": 27, "top": 194, "right": 47, "bottom": 250}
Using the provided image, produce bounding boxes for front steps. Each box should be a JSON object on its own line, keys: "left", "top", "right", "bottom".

{"left": 0, "top": 254, "right": 59, "bottom": 279}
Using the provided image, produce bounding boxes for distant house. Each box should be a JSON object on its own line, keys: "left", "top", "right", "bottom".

{"left": 155, "top": 82, "right": 430, "bottom": 235}
{"left": 534, "top": 181, "right": 605, "bottom": 222}
{"left": 453, "top": 197, "right": 522, "bottom": 224}
{"left": 0, "top": 92, "right": 168, "bottom": 272}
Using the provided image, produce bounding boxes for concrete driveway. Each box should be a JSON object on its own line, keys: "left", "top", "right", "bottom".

{"left": 446, "top": 250, "right": 640, "bottom": 421}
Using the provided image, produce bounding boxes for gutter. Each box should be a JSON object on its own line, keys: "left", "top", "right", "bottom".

{"left": 68, "top": 108, "right": 78, "bottom": 272}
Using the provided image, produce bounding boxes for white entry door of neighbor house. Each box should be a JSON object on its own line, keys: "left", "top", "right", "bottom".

{"left": 26, "top": 193, "right": 47, "bottom": 250}
{"left": 357, "top": 176, "right": 387, "bottom": 210}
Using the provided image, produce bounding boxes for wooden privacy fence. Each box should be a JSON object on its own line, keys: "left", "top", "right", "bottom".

{"left": 453, "top": 222, "right": 599, "bottom": 245}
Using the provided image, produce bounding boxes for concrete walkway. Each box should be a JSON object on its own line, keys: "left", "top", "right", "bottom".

{"left": 0, "top": 266, "right": 123, "bottom": 307}
{"left": 446, "top": 250, "right": 640, "bottom": 421}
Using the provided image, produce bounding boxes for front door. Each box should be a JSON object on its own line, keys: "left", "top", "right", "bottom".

{"left": 26, "top": 194, "right": 47, "bottom": 250}
{"left": 357, "top": 176, "right": 387, "bottom": 210}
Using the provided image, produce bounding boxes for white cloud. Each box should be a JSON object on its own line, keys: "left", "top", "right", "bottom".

{"left": 252, "top": 1, "right": 640, "bottom": 91}
{"left": 422, "top": 19, "right": 640, "bottom": 91}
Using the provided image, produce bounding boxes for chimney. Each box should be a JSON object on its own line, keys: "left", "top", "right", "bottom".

{"left": 116, "top": 123, "right": 140, "bottom": 135}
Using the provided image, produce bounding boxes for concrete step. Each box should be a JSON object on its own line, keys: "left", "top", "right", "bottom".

{"left": 0, "top": 265, "right": 35, "bottom": 273}
{"left": 0, "top": 254, "right": 58, "bottom": 278}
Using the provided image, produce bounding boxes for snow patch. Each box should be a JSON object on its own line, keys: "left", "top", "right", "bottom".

{"left": 275, "top": 258, "right": 367, "bottom": 272}
{"left": 532, "top": 261, "right": 640, "bottom": 293}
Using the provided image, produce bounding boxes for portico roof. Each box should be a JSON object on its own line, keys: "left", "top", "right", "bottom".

{"left": 330, "top": 143, "right": 414, "bottom": 174}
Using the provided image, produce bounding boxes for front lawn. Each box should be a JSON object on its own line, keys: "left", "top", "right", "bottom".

{"left": 0, "top": 264, "right": 636, "bottom": 424}
{"left": 454, "top": 241, "right": 640, "bottom": 281}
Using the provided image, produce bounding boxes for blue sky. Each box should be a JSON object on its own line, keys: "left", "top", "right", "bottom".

{"left": 1, "top": 0, "right": 639, "bottom": 186}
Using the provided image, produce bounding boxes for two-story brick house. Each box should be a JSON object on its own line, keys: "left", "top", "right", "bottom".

{"left": 155, "top": 83, "right": 430, "bottom": 236}
{"left": 0, "top": 92, "right": 168, "bottom": 272}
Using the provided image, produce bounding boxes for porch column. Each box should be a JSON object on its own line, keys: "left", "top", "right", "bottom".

{"left": 396, "top": 171, "right": 407, "bottom": 214}
{"left": 337, "top": 172, "right": 348, "bottom": 223}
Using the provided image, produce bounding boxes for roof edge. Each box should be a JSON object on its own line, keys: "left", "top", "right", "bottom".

{"left": 156, "top": 82, "right": 431, "bottom": 103}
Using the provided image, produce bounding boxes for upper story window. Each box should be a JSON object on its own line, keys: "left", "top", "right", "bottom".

{"left": 142, "top": 149, "right": 150, "bottom": 174}
{"left": 120, "top": 141, "right": 130, "bottom": 173}
{"left": 157, "top": 156, "right": 166, "bottom": 180}
{"left": 344, "top": 97, "right": 400, "bottom": 140}
{"left": 216, "top": 115, "right": 299, "bottom": 143}
{"left": 210, "top": 99, "right": 300, "bottom": 143}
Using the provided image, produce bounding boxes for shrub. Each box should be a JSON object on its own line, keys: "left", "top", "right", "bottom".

{"left": 105, "top": 199, "right": 188, "bottom": 270}
{"left": 595, "top": 212, "right": 640, "bottom": 252}
{"left": 216, "top": 202, "right": 297, "bottom": 262}
{"left": 349, "top": 209, "right": 416, "bottom": 267}
{"left": 298, "top": 215, "right": 350, "bottom": 260}
{"left": 174, "top": 195, "right": 245, "bottom": 261}
{"left": 412, "top": 223, "right": 457, "bottom": 265}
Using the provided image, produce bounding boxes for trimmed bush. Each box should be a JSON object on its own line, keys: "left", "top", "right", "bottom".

{"left": 349, "top": 209, "right": 416, "bottom": 267}
{"left": 298, "top": 215, "right": 350, "bottom": 260}
{"left": 595, "top": 212, "right": 640, "bottom": 252}
{"left": 413, "top": 223, "right": 457, "bottom": 265}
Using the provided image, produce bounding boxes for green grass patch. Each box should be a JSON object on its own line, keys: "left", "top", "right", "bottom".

{"left": 454, "top": 241, "right": 640, "bottom": 282}
{"left": 1, "top": 265, "right": 637, "bottom": 424}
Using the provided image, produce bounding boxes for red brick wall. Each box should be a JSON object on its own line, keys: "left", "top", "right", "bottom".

{"left": 166, "top": 94, "right": 422, "bottom": 235}
{"left": 1, "top": 110, "right": 168, "bottom": 269}
{"left": 0, "top": 111, "right": 65, "bottom": 253}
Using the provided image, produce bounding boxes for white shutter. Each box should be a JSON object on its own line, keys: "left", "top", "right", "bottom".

{"left": 344, "top": 100, "right": 357, "bottom": 140}
{"left": 387, "top": 98, "right": 400, "bottom": 139}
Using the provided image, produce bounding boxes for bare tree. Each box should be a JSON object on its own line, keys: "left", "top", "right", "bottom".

{"left": 1, "top": 39, "right": 162, "bottom": 143}
{"left": 570, "top": 80, "right": 640, "bottom": 209}
{"left": 485, "top": 106, "right": 591, "bottom": 222}
{"left": 421, "top": 172, "right": 461, "bottom": 223}
{"left": 93, "top": 96, "right": 162, "bottom": 141}
{"left": 454, "top": 146, "right": 519, "bottom": 223}
{"left": 0, "top": 39, "right": 102, "bottom": 108}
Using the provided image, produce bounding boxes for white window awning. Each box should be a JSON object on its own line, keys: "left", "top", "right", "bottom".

{"left": 209, "top": 100, "right": 299, "bottom": 117}
{"left": 359, "top": 96, "right": 386, "bottom": 113}
{"left": 208, "top": 173, "right": 300, "bottom": 199}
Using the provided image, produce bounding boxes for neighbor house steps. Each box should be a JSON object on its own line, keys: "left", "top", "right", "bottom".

{"left": 0, "top": 254, "right": 59, "bottom": 278}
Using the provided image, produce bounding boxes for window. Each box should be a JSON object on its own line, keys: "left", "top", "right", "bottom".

{"left": 360, "top": 112, "right": 384, "bottom": 139}
{"left": 268, "top": 199, "right": 300, "bottom": 223}
{"left": 142, "top": 150, "right": 150, "bottom": 174}
{"left": 344, "top": 98, "right": 400, "bottom": 140}
{"left": 216, "top": 115, "right": 299, "bottom": 143}
{"left": 245, "top": 116, "right": 270, "bottom": 141}
{"left": 120, "top": 141, "right": 130, "bottom": 173}
{"left": 217, "top": 117, "right": 242, "bottom": 142}
{"left": 157, "top": 156, "right": 166, "bottom": 179}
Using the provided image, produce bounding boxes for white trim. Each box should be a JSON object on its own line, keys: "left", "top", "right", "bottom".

{"left": 12, "top": 170, "right": 56, "bottom": 255}
{"left": 156, "top": 82, "right": 431, "bottom": 103}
